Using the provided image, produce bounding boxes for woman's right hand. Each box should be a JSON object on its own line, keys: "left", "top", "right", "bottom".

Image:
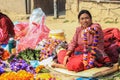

{"left": 63, "top": 55, "right": 69, "bottom": 65}
{"left": 63, "top": 50, "right": 72, "bottom": 65}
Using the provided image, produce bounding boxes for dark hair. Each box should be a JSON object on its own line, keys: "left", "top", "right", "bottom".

{"left": 78, "top": 10, "right": 92, "bottom": 20}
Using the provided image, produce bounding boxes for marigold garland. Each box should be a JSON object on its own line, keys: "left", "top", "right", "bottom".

{"left": 0, "top": 70, "right": 34, "bottom": 80}
{"left": 35, "top": 65, "right": 45, "bottom": 73}
{"left": 83, "top": 27, "right": 99, "bottom": 69}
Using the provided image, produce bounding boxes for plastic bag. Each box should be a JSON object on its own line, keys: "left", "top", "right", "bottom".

{"left": 29, "top": 8, "right": 45, "bottom": 31}
{"left": 17, "top": 8, "right": 50, "bottom": 52}
{"left": 14, "top": 22, "right": 29, "bottom": 40}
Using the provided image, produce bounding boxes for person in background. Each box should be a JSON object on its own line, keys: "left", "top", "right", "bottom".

{"left": 0, "top": 12, "right": 15, "bottom": 45}
{"left": 52, "top": 10, "right": 112, "bottom": 72}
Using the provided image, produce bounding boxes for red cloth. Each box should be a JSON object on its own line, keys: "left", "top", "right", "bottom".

{"left": 103, "top": 28, "right": 120, "bottom": 63}
{"left": 57, "top": 49, "right": 84, "bottom": 72}
{"left": 0, "top": 13, "right": 15, "bottom": 44}
{"left": 66, "top": 55, "right": 84, "bottom": 72}
{"left": 57, "top": 46, "right": 110, "bottom": 72}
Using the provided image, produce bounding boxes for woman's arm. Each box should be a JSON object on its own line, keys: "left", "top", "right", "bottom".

{"left": 67, "top": 27, "right": 81, "bottom": 51}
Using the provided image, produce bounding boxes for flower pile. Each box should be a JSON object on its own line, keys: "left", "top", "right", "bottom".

{"left": 0, "top": 48, "right": 10, "bottom": 60}
{"left": 0, "top": 70, "right": 34, "bottom": 80}
{"left": 0, "top": 60, "right": 8, "bottom": 74}
{"left": 10, "top": 58, "right": 35, "bottom": 74}
{"left": 35, "top": 65, "right": 50, "bottom": 73}
{"left": 37, "top": 38, "right": 62, "bottom": 61}
{"left": 36, "top": 73, "right": 61, "bottom": 80}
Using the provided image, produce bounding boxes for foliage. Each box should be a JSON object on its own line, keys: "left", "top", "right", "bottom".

{"left": 8, "top": 48, "right": 40, "bottom": 63}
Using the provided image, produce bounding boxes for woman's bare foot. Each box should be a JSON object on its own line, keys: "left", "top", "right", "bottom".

{"left": 51, "top": 62, "right": 66, "bottom": 69}
{"left": 51, "top": 62, "right": 57, "bottom": 68}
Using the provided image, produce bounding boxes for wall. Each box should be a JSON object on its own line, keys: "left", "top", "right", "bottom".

{"left": 66, "top": 1, "right": 120, "bottom": 24}
{"left": 0, "top": 0, "right": 26, "bottom": 14}
{"left": 34, "top": 0, "right": 66, "bottom": 15}
{"left": 0, "top": 0, "right": 66, "bottom": 15}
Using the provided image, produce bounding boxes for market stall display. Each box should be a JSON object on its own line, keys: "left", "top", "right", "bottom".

{"left": 1, "top": 7, "right": 120, "bottom": 80}
{"left": 0, "top": 34, "right": 67, "bottom": 79}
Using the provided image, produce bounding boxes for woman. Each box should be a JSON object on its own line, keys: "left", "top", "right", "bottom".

{"left": 52, "top": 10, "right": 111, "bottom": 72}
{"left": 0, "top": 12, "right": 15, "bottom": 44}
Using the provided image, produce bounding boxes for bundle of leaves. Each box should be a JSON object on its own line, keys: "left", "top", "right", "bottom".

{"left": 8, "top": 48, "right": 40, "bottom": 63}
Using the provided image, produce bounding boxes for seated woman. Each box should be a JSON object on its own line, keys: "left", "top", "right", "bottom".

{"left": 0, "top": 12, "right": 15, "bottom": 44}
{"left": 52, "top": 10, "right": 112, "bottom": 72}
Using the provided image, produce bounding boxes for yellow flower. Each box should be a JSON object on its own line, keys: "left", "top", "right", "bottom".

{"left": 35, "top": 65, "right": 45, "bottom": 73}
{"left": 36, "top": 73, "right": 52, "bottom": 80}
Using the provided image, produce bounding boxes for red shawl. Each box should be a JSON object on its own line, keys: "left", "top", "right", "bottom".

{"left": 0, "top": 13, "right": 15, "bottom": 44}
{"left": 104, "top": 28, "right": 120, "bottom": 63}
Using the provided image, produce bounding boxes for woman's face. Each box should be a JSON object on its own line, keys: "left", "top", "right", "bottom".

{"left": 79, "top": 13, "right": 92, "bottom": 28}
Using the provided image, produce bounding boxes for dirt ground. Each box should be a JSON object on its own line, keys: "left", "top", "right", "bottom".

{"left": 5, "top": 11, "right": 120, "bottom": 80}
{"left": 8, "top": 12, "right": 120, "bottom": 42}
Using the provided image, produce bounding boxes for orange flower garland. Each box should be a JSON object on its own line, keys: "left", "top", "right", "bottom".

{"left": 0, "top": 70, "right": 34, "bottom": 80}
{"left": 83, "top": 27, "right": 99, "bottom": 69}
{"left": 35, "top": 65, "right": 45, "bottom": 73}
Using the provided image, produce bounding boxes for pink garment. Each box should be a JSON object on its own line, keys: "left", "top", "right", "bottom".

{"left": 68, "top": 23, "right": 104, "bottom": 53}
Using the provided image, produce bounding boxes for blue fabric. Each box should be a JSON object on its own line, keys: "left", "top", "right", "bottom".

{"left": 74, "top": 51, "right": 82, "bottom": 55}
{"left": 1, "top": 44, "right": 7, "bottom": 49}
{"left": 30, "top": 60, "right": 40, "bottom": 68}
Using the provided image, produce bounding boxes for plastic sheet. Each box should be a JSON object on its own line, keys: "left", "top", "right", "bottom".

{"left": 17, "top": 8, "right": 50, "bottom": 52}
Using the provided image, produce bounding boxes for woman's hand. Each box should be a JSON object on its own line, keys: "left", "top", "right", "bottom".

{"left": 84, "top": 27, "right": 96, "bottom": 34}
{"left": 63, "top": 55, "right": 69, "bottom": 65}
{"left": 63, "top": 50, "right": 72, "bottom": 65}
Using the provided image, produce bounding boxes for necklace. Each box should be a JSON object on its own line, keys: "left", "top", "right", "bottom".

{"left": 83, "top": 27, "right": 99, "bottom": 69}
